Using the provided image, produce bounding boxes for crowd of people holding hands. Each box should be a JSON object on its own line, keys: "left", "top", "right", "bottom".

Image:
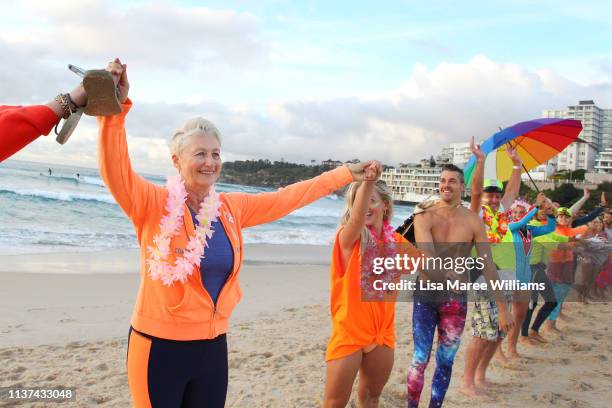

{"left": 1, "top": 58, "right": 610, "bottom": 407}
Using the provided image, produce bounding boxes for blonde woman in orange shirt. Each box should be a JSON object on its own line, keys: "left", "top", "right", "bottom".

{"left": 324, "top": 167, "right": 416, "bottom": 408}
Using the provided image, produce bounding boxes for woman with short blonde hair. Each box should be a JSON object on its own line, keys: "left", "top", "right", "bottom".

{"left": 98, "top": 58, "right": 376, "bottom": 407}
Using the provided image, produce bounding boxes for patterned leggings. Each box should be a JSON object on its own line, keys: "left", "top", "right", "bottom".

{"left": 407, "top": 291, "right": 467, "bottom": 408}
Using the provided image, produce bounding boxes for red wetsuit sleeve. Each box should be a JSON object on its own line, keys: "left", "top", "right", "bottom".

{"left": 0, "top": 105, "right": 60, "bottom": 162}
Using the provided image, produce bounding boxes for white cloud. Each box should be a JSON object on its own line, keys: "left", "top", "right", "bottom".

{"left": 0, "top": 40, "right": 72, "bottom": 105}
{"left": 12, "top": 55, "right": 612, "bottom": 173}
{"left": 4, "top": 0, "right": 611, "bottom": 177}
{"left": 4, "top": 0, "right": 267, "bottom": 70}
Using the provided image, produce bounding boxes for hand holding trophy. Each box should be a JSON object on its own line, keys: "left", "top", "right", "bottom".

{"left": 55, "top": 58, "right": 126, "bottom": 144}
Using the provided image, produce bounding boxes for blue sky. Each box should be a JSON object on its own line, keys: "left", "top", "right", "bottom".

{"left": 189, "top": 0, "right": 612, "bottom": 79}
{"left": 117, "top": 0, "right": 612, "bottom": 103}
{"left": 1, "top": 0, "right": 611, "bottom": 172}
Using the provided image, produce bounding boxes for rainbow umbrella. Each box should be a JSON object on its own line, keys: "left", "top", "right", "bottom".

{"left": 464, "top": 118, "right": 583, "bottom": 188}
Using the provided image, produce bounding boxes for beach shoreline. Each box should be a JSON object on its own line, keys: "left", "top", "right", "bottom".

{"left": 0, "top": 244, "right": 333, "bottom": 348}
{"left": 0, "top": 244, "right": 333, "bottom": 274}
{"left": 0, "top": 245, "right": 610, "bottom": 407}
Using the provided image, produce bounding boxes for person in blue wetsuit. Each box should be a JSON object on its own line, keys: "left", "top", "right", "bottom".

{"left": 497, "top": 193, "right": 557, "bottom": 359}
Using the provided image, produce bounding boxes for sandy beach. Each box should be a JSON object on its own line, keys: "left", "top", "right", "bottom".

{"left": 1, "top": 244, "right": 610, "bottom": 407}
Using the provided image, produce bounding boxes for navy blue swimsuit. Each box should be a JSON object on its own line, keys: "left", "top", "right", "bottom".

{"left": 188, "top": 207, "right": 234, "bottom": 305}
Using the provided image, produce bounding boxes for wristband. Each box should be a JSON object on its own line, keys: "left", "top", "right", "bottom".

{"left": 54, "top": 93, "right": 77, "bottom": 119}
{"left": 512, "top": 165, "right": 521, "bottom": 170}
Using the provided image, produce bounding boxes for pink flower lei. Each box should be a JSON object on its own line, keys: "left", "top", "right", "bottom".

{"left": 361, "top": 220, "right": 398, "bottom": 300}
{"left": 146, "top": 175, "right": 222, "bottom": 286}
{"left": 366, "top": 220, "right": 396, "bottom": 245}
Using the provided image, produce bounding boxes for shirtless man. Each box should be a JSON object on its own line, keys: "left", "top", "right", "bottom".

{"left": 407, "top": 163, "right": 513, "bottom": 408}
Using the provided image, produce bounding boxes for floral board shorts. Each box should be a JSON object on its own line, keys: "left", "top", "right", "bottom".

{"left": 470, "top": 289, "right": 506, "bottom": 341}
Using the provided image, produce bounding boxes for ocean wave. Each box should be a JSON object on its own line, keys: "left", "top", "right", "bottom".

{"left": 38, "top": 174, "right": 81, "bottom": 183}
{"left": 31, "top": 239, "right": 81, "bottom": 247}
{"left": 0, "top": 228, "right": 137, "bottom": 255}
{"left": 80, "top": 176, "right": 107, "bottom": 187}
{"left": 38, "top": 173, "right": 109, "bottom": 188}
{"left": 290, "top": 206, "right": 341, "bottom": 218}
{"left": 0, "top": 187, "right": 116, "bottom": 204}
{"left": 270, "top": 218, "right": 338, "bottom": 229}
{"left": 216, "top": 182, "right": 270, "bottom": 194}
{"left": 242, "top": 228, "right": 335, "bottom": 245}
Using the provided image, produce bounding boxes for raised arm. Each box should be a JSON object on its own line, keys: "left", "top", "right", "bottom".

{"left": 469, "top": 136, "right": 484, "bottom": 213}
{"left": 572, "top": 192, "right": 606, "bottom": 227}
{"left": 509, "top": 207, "right": 538, "bottom": 231}
{"left": 97, "top": 60, "right": 160, "bottom": 225}
{"left": 500, "top": 144, "right": 522, "bottom": 210}
{"left": 572, "top": 206, "right": 603, "bottom": 227}
{"left": 339, "top": 164, "right": 380, "bottom": 251}
{"left": 570, "top": 188, "right": 590, "bottom": 215}
{"left": 228, "top": 162, "right": 378, "bottom": 228}
{"left": 529, "top": 215, "right": 556, "bottom": 237}
{"left": 509, "top": 193, "right": 546, "bottom": 231}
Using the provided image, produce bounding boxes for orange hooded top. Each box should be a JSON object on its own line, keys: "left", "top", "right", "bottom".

{"left": 98, "top": 100, "right": 354, "bottom": 340}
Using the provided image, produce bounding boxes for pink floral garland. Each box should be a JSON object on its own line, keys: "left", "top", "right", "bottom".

{"left": 146, "top": 175, "right": 222, "bottom": 286}
{"left": 361, "top": 220, "right": 398, "bottom": 301}
{"left": 367, "top": 220, "right": 396, "bottom": 245}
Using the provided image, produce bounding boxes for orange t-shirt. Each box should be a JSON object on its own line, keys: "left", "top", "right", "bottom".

{"left": 326, "top": 230, "right": 417, "bottom": 361}
{"left": 547, "top": 224, "right": 587, "bottom": 283}
{"left": 548, "top": 225, "right": 587, "bottom": 263}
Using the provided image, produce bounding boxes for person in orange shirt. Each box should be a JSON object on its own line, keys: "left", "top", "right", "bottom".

{"left": 98, "top": 59, "right": 376, "bottom": 408}
{"left": 324, "top": 171, "right": 417, "bottom": 408}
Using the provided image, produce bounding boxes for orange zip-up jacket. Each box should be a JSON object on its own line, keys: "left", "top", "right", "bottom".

{"left": 98, "top": 100, "right": 354, "bottom": 341}
{"left": 326, "top": 230, "right": 415, "bottom": 361}
{"left": 0, "top": 105, "right": 59, "bottom": 162}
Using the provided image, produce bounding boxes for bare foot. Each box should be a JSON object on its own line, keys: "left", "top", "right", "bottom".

{"left": 458, "top": 383, "right": 488, "bottom": 398}
{"left": 475, "top": 378, "right": 501, "bottom": 389}
{"left": 528, "top": 330, "right": 548, "bottom": 343}
{"left": 493, "top": 359, "right": 526, "bottom": 370}
{"left": 506, "top": 350, "right": 522, "bottom": 359}
{"left": 519, "top": 336, "right": 539, "bottom": 346}
{"left": 542, "top": 321, "right": 563, "bottom": 335}
{"left": 495, "top": 349, "right": 508, "bottom": 364}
